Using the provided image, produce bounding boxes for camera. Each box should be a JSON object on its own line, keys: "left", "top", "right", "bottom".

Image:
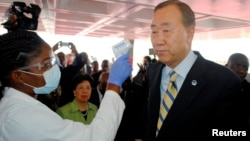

{"left": 1, "top": 1, "right": 41, "bottom": 32}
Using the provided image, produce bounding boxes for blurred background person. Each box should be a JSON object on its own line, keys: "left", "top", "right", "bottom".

{"left": 52, "top": 41, "right": 78, "bottom": 68}
{"left": 225, "top": 53, "right": 250, "bottom": 130}
{"left": 57, "top": 73, "right": 98, "bottom": 124}
{"left": 133, "top": 55, "right": 152, "bottom": 87}
{"left": 92, "top": 59, "right": 109, "bottom": 88}
{"left": 89, "top": 72, "right": 109, "bottom": 108}
{"left": 91, "top": 60, "right": 99, "bottom": 75}
{"left": 78, "top": 52, "right": 92, "bottom": 75}
{"left": 56, "top": 52, "right": 66, "bottom": 69}
{"left": 59, "top": 52, "right": 91, "bottom": 106}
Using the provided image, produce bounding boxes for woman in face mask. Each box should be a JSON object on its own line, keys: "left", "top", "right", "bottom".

{"left": 0, "top": 30, "right": 132, "bottom": 141}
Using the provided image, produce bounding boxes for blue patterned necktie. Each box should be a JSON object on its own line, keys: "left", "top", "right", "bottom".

{"left": 156, "top": 71, "right": 178, "bottom": 136}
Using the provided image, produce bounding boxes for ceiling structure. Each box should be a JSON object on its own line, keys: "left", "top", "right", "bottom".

{"left": 0, "top": 0, "right": 250, "bottom": 40}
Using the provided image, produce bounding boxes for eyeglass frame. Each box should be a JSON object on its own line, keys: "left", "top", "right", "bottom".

{"left": 18, "top": 55, "right": 56, "bottom": 71}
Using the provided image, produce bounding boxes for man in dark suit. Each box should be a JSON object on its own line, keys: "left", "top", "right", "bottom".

{"left": 91, "top": 59, "right": 109, "bottom": 88}
{"left": 89, "top": 72, "right": 109, "bottom": 107}
{"left": 137, "top": 1, "right": 248, "bottom": 140}
{"left": 225, "top": 53, "right": 250, "bottom": 132}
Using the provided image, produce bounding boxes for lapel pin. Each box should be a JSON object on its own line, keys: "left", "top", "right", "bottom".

{"left": 191, "top": 80, "right": 197, "bottom": 86}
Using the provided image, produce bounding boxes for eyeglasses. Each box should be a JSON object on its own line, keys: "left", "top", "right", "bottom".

{"left": 18, "top": 56, "right": 56, "bottom": 71}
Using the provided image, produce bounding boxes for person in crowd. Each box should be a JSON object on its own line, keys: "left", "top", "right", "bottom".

{"left": 57, "top": 73, "right": 98, "bottom": 124}
{"left": 91, "top": 60, "right": 99, "bottom": 75}
{"left": 59, "top": 52, "right": 91, "bottom": 106}
{"left": 138, "top": 56, "right": 152, "bottom": 72}
{"left": 0, "top": 30, "right": 132, "bottom": 141}
{"left": 78, "top": 52, "right": 92, "bottom": 75}
{"left": 136, "top": 0, "right": 247, "bottom": 139}
{"left": 52, "top": 41, "right": 78, "bottom": 67}
{"left": 56, "top": 52, "right": 66, "bottom": 68}
{"left": 151, "top": 58, "right": 158, "bottom": 63}
{"left": 89, "top": 72, "right": 109, "bottom": 107}
{"left": 65, "top": 53, "right": 75, "bottom": 67}
{"left": 225, "top": 53, "right": 249, "bottom": 81}
{"left": 120, "top": 77, "right": 133, "bottom": 101}
{"left": 92, "top": 59, "right": 109, "bottom": 88}
{"left": 225, "top": 53, "right": 250, "bottom": 130}
{"left": 133, "top": 56, "right": 152, "bottom": 87}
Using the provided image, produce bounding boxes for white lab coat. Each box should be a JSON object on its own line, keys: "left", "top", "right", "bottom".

{"left": 0, "top": 87, "right": 125, "bottom": 141}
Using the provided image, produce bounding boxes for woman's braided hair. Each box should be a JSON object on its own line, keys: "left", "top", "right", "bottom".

{"left": 0, "top": 31, "right": 46, "bottom": 99}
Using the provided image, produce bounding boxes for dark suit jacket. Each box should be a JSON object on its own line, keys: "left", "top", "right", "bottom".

{"left": 144, "top": 53, "right": 247, "bottom": 140}
{"left": 89, "top": 88, "right": 101, "bottom": 108}
{"left": 91, "top": 71, "right": 102, "bottom": 88}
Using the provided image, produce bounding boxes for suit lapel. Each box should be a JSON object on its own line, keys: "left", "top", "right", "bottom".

{"left": 158, "top": 55, "right": 208, "bottom": 136}
{"left": 147, "top": 62, "right": 165, "bottom": 134}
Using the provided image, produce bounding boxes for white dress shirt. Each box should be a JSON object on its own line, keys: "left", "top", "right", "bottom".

{"left": 0, "top": 87, "right": 125, "bottom": 141}
{"left": 160, "top": 51, "right": 197, "bottom": 102}
{"left": 97, "top": 86, "right": 104, "bottom": 103}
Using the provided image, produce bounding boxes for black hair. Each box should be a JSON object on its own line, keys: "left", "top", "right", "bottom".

{"left": 154, "top": 0, "right": 195, "bottom": 28}
{"left": 228, "top": 53, "right": 249, "bottom": 65}
{"left": 101, "top": 59, "right": 109, "bottom": 67}
{"left": 102, "top": 59, "right": 109, "bottom": 64}
{"left": 144, "top": 56, "right": 152, "bottom": 63}
{"left": 72, "top": 52, "right": 88, "bottom": 66}
{"left": 0, "top": 31, "right": 46, "bottom": 99}
{"left": 71, "top": 73, "right": 94, "bottom": 90}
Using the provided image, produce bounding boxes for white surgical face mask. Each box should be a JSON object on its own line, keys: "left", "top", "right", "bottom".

{"left": 18, "top": 65, "right": 61, "bottom": 94}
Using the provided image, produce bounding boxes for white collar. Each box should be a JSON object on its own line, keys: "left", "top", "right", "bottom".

{"left": 3, "top": 87, "right": 42, "bottom": 105}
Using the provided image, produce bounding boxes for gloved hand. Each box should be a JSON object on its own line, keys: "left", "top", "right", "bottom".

{"left": 108, "top": 53, "right": 132, "bottom": 87}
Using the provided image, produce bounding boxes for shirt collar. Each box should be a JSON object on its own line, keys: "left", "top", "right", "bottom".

{"left": 70, "top": 99, "right": 96, "bottom": 112}
{"left": 3, "top": 87, "right": 42, "bottom": 105}
{"left": 165, "top": 51, "right": 197, "bottom": 79}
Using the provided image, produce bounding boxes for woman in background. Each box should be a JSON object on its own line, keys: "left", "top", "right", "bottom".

{"left": 57, "top": 73, "right": 98, "bottom": 124}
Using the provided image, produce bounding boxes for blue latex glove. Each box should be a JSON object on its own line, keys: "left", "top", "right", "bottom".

{"left": 108, "top": 53, "right": 132, "bottom": 87}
